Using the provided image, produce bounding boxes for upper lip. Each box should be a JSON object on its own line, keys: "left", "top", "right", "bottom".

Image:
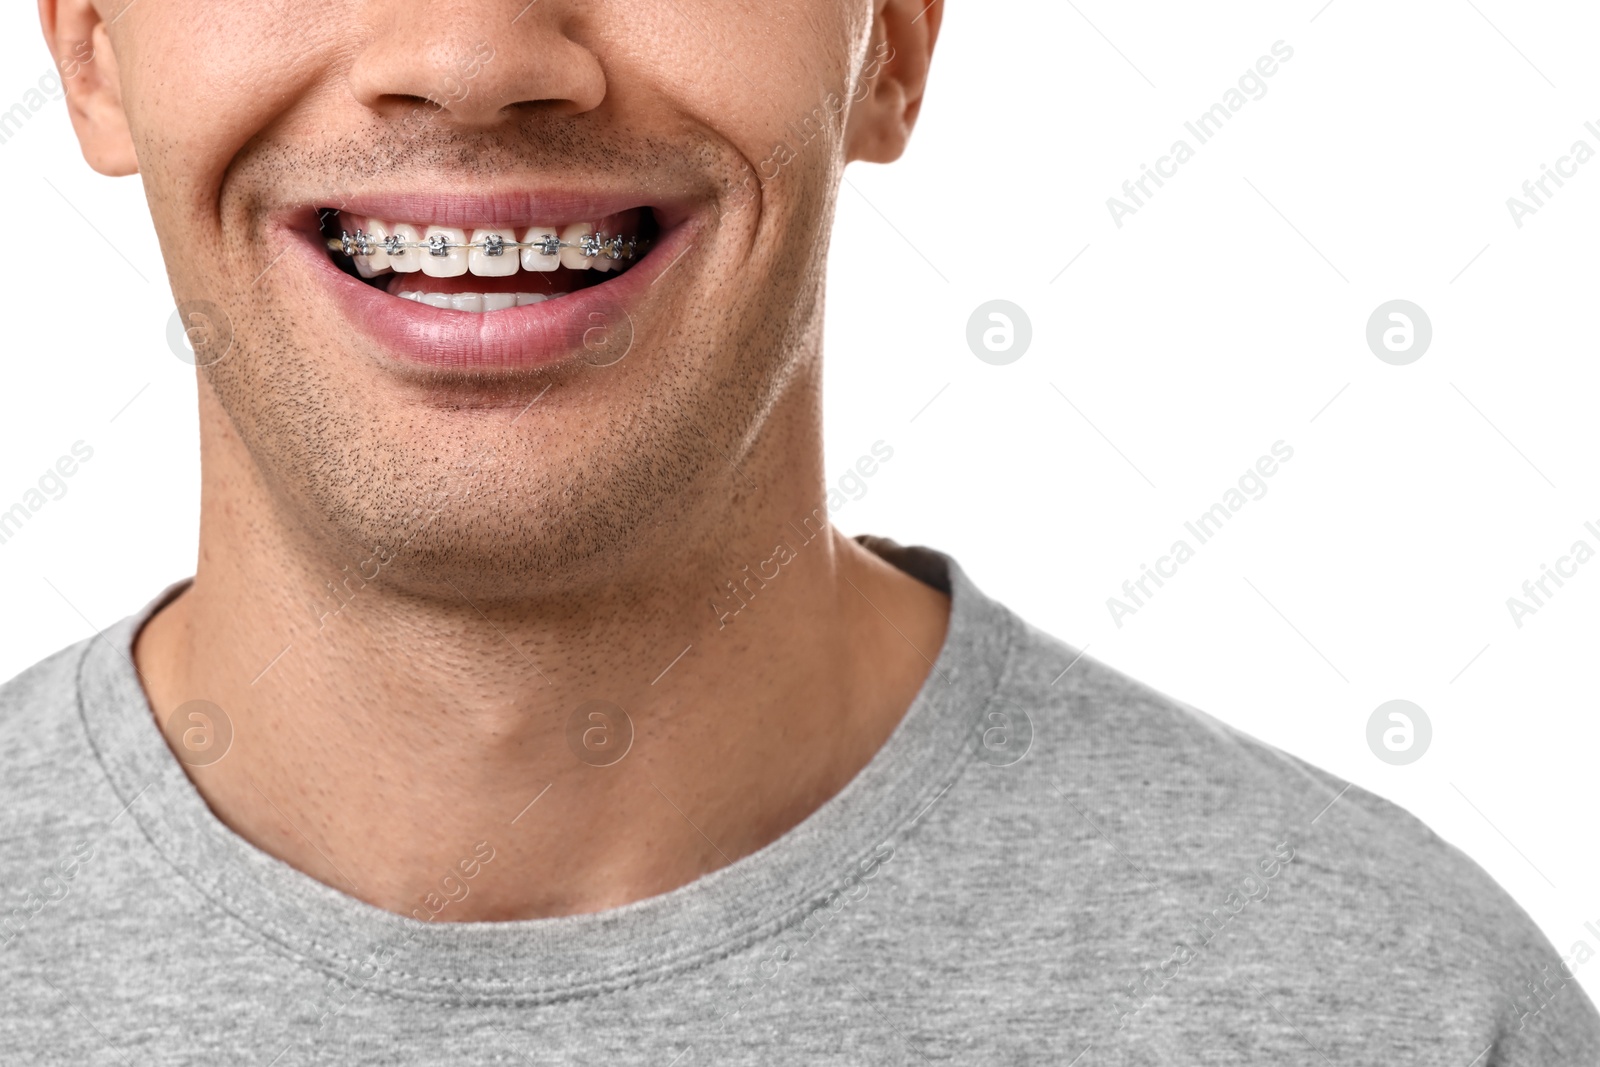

{"left": 277, "top": 187, "right": 697, "bottom": 234}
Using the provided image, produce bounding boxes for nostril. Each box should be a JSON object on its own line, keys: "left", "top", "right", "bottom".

{"left": 366, "top": 94, "right": 452, "bottom": 121}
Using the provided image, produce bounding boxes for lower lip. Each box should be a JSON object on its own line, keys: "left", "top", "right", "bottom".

{"left": 286, "top": 217, "right": 695, "bottom": 372}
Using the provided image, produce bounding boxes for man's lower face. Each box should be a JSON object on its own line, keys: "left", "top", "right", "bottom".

{"left": 114, "top": 0, "right": 870, "bottom": 591}
{"left": 191, "top": 157, "right": 827, "bottom": 592}
{"left": 151, "top": 131, "right": 838, "bottom": 591}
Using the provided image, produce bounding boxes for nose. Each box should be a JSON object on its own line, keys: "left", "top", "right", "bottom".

{"left": 346, "top": 0, "right": 606, "bottom": 128}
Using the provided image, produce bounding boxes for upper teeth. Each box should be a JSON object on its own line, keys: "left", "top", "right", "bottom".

{"left": 330, "top": 221, "right": 646, "bottom": 279}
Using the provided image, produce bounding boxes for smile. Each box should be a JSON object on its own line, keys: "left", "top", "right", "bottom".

{"left": 290, "top": 196, "right": 693, "bottom": 371}
{"left": 320, "top": 208, "right": 658, "bottom": 313}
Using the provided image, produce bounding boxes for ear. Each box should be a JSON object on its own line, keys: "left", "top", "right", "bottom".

{"left": 39, "top": 0, "right": 138, "bottom": 175}
{"left": 844, "top": 0, "right": 943, "bottom": 165}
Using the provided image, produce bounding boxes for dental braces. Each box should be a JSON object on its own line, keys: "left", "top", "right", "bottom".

{"left": 325, "top": 229, "right": 650, "bottom": 263}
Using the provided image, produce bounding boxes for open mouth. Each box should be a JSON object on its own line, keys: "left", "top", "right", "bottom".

{"left": 317, "top": 206, "right": 662, "bottom": 314}
{"left": 294, "top": 192, "right": 697, "bottom": 371}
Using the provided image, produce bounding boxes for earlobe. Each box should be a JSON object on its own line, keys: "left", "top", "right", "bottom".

{"left": 39, "top": 0, "right": 139, "bottom": 176}
{"left": 843, "top": 0, "right": 943, "bottom": 165}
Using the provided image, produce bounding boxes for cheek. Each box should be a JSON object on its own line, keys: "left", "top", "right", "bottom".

{"left": 647, "top": 0, "right": 858, "bottom": 182}
{"left": 122, "top": 0, "right": 339, "bottom": 218}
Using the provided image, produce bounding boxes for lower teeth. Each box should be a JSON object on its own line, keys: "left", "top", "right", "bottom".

{"left": 396, "top": 291, "right": 560, "bottom": 312}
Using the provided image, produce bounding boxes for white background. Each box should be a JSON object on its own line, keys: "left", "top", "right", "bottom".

{"left": 3, "top": 0, "right": 1599, "bottom": 1005}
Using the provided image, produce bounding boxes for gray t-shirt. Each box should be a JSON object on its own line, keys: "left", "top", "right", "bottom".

{"left": 2, "top": 542, "right": 1595, "bottom": 1065}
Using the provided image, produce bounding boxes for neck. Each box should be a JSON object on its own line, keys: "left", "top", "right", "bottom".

{"left": 134, "top": 391, "right": 950, "bottom": 921}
